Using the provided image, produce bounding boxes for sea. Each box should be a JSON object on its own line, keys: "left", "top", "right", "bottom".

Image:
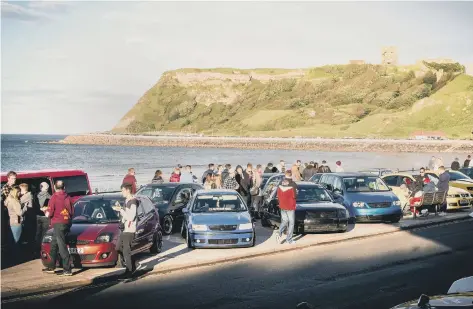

{"left": 0, "top": 134, "right": 465, "bottom": 192}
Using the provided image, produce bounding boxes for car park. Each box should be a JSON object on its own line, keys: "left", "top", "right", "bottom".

{"left": 181, "top": 190, "right": 256, "bottom": 248}
{"left": 318, "top": 173, "right": 403, "bottom": 223}
{"left": 136, "top": 182, "right": 204, "bottom": 235}
{"left": 40, "top": 193, "right": 162, "bottom": 268}
{"left": 382, "top": 173, "right": 473, "bottom": 210}
{"left": 260, "top": 181, "right": 349, "bottom": 233}
{"left": 0, "top": 169, "right": 92, "bottom": 203}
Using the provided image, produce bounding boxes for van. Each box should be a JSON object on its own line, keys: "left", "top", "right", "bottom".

{"left": 1, "top": 169, "right": 92, "bottom": 202}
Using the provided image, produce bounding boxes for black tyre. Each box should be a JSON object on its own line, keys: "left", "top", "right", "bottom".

{"left": 390, "top": 217, "right": 401, "bottom": 223}
{"left": 162, "top": 215, "right": 173, "bottom": 235}
{"left": 186, "top": 230, "right": 194, "bottom": 249}
{"left": 260, "top": 213, "right": 271, "bottom": 227}
{"left": 251, "top": 231, "right": 256, "bottom": 247}
{"left": 150, "top": 230, "right": 163, "bottom": 254}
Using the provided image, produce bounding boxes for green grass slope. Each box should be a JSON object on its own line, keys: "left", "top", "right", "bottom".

{"left": 113, "top": 63, "right": 473, "bottom": 138}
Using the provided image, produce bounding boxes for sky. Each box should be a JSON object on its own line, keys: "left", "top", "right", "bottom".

{"left": 1, "top": 1, "right": 473, "bottom": 134}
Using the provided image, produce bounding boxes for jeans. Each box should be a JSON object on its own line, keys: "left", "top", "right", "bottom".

{"left": 116, "top": 232, "right": 134, "bottom": 272}
{"left": 11, "top": 225, "right": 22, "bottom": 244}
{"left": 279, "top": 209, "right": 295, "bottom": 242}
{"left": 50, "top": 223, "right": 72, "bottom": 271}
{"left": 36, "top": 216, "right": 50, "bottom": 250}
{"left": 252, "top": 196, "right": 262, "bottom": 213}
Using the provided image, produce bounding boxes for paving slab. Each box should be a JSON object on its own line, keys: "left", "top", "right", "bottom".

{"left": 2, "top": 210, "right": 471, "bottom": 299}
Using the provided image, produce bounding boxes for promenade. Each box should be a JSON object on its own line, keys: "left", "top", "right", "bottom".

{"left": 2, "top": 210, "right": 471, "bottom": 300}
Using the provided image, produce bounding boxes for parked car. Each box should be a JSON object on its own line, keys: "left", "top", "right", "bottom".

{"left": 260, "top": 181, "right": 349, "bottom": 233}
{"left": 382, "top": 173, "right": 473, "bottom": 210}
{"left": 391, "top": 276, "right": 473, "bottom": 308}
{"left": 1, "top": 169, "right": 92, "bottom": 203}
{"left": 424, "top": 170, "right": 473, "bottom": 195}
{"left": 181, "top": 190, "right": 256, "bottom": 248}
{"left": 136, "top": 182, "right": 204, "bottom": 235}
{"left": 40, "top": 193, "right": 162, "bottom": 268}
{"left": 318, "top": 173, "right": 403, "bottom": 223}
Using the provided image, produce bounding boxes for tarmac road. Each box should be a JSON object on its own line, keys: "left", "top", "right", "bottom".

{"left": 3, "top": 220, "right": 473, "bottom": 309}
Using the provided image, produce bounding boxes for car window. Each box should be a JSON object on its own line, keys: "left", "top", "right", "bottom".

{"left": 174, "top": 187, "right": 192, "bottom": 205}
{"left": 448, "top": 171, "right": 470, "bottom": 181}
{"left": 140, "top": 197, "right": 154, "bottom": 213}
{"left": 53, "top": 175, "right": 89, "bottom": 197}
{"left": 73, "top": 198, "right": 121, "bottom": 223}
{"left": 192, "top": 194, "right": 247, "bottom": 213}
{"left": 383, "top": 176, "right": 399, "bottom": 187}
{"left": 343, "top": 176, "right": 390, "bottom": 192}
{"left": 333, "top": 177, "right": 343, "bottom": 192}
{"left": 460, "top": 168, "right": 473, "bottom": 178}
{"left": 137, "top": 187, "right": 153, "bottom": 198}
{"left": 324, "top": 175, "right": 336, "bottom": 191}
{"left": 310, "top": 174, "right": 322, "bottom": 183}
{"left": 297, "top": 187, "right": 332, "bottom": 202}
{"left": 263, "top": 177, "right": 281, "bottom": 198}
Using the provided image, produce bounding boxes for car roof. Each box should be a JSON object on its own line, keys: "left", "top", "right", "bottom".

{"left": 1, "top": 169, "right": 88, "bottom": 180}
{"left": 142, "top": 183, "right": 181, "bottom": 188}
{"left": 328, "top": 172, "right": 376, "bottom": 177}
{"left": 79, "top": 193, "right": 124, "bottom": 200}
{"left": 195, "top": 189, "right": 239, "bottom": 195}
{"left": 295, "top": 181, "right": 325, "bottom": 188}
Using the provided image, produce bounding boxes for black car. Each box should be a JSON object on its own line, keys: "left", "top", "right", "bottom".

{"left": 460, "top": 167, "right": 473, "bottom": 179}
{"left": 136, "top": 182, "right": 204, "bottom": 235}
{"left": 309, "top": 173, "right": 323, "bottom": 184}
{"left": 260, "top": 181, "right": 349, "bottom": 233}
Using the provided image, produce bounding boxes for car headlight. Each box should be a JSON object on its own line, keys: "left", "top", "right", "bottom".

{"left": 392, "top": 200, "right": 402, "bottom": 207}
{"left": 337, "top": 209, "right": 349, "bottom": 218}
{"left": 95, "top": 233, "right": 114, "bottom": 244}
{"left": 352, "top": 202, "right": 366, "bottom": 208}
{"left": 191, "top": 224, "right": 207, "bottom": 231}
{"left": 42, "top": 235, "right": 52, "bottom": 243}
{"left": 239, "top": 223, "right": 253, "bottom": 230}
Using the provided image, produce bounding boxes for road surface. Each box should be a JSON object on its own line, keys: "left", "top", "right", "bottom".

{"left": 3, "top": 220, "right": 473, "bottom": 309}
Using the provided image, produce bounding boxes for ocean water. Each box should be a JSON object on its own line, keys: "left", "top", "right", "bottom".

{"left": 0, "top": 134, "right": 464, "bottom": 192}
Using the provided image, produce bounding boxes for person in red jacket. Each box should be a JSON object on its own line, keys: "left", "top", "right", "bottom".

{"left": 276, "top": 170, "right": 298, "bottom": 245}
{"left": 169, "top": 168, "right": 181, "bottom": 183}
{"left": 43, "top": 180, "right": 74, "bottom": 276}
{"left": 122, "top": 168, "right": 137, "bottom": 194}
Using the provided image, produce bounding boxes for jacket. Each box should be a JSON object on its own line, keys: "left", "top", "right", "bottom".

{"left": 122, "top": 174, "right": 137, "bottom": 194}
{"left": 423, "top": 182, "right": 436, "bottom": 193}
{"left": 318, "top": 165, "right": 332, "bottom": 173}
{"left": 151, "top": 176, "right": 164, "bottom": 184}
{"left": 464, "top": 159, "right": 471, "bottom": 168}
{"left": 20, "top": 192, "right": 33, "bottom": 210}
{"left": 223, "top": 176, "right": 239, "bottom": 190}
{"left": 451, "top": 161, "right": 460, "bottom": 171}
{"left": 36, "top": 191, "right": 51, "bottom": 216}
{"left": 235, "top": 172, "right": 252, "bottom": 196}
{"left": 302, "top": 166, "right": 316, "bottom": 181}
{"left": 264, "top": 167, "right": 273, "bottom": 173}
{"left": 180, "top": 172, "right": 195, "bottom": 183}
{"left": 120, "top": 198, "right": 137, "bottom": 233}
{"left": 169, "top": 173, "right": 181, "bottom": 183}
{"left": 48, "top": 191, "right": 73, "bottom": 225}
{"left": 335, "top": 166, "right": 344, "bottom": 173}
{"left": 277, "top": 178, "right": 298, "bottom": 211}
{"left": 291, "top": 165, "right": 302, "bottom": 181}
{"left": 201, "top": 169, "right": 214, "bottom": 184}
{"left": 437, "top": 172, "right": 450, "bottom": 192}
{"left": 5, "top": 197, "right": 24, "bottom": 226}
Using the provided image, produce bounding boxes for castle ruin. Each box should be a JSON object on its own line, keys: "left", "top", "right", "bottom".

{"left": 381, "top": 46, "right": 398, "bottom": 65}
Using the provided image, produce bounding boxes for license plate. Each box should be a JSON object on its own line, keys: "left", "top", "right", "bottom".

{"left": 459, "top": 200, "right": 469, "bottom": 206}
{"left": 68, "top": 248, "right": 84, "bottom": 254}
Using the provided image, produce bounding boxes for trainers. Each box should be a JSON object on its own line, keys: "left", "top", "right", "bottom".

{"left": 287, "top": 240, "right": 297, "bottom": 245}
{"left": 57, "top": 270, "right": 73, "bottom": 276}
{"left": 42, "top": 267, "right": 56, "bottom": 274}
{"left": 275, "top": 233, "right": 281, "bottom": 244}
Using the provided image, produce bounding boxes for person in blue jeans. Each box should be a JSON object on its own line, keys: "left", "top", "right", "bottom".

{"left": 4, "top": 186, "right": 24, "bottom": 244}
{"left": 276, "top": 171, "right": 298, "bottom": 244}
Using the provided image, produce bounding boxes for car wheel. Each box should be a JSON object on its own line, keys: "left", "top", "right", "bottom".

{"left": 162, "top": 215, "right": 173, "bottom": 235}
{"left": 150, "top": 230, "right": 163, "bottom": 254}
{"left": 260, "top": 213, "right": 271, "bottom": 227}
{"left": 186, "top": 230, "right": 194, "bottom": 249}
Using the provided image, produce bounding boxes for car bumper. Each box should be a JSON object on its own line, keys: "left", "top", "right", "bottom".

{"left": 41, "top": 242, "right": 118, "bottom": 268}
{"left": 190, "top": 230, "right": 255, "bottom": 248}
{"left": 298, "top": 218, "right": 349, "bottom": 232}
{"left": 355, "top": 207, "right": 402, "bottom": 222}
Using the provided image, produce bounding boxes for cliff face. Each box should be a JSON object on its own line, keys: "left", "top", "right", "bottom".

{"left": 113, "top": 63, "right": 473, "bottom": 138}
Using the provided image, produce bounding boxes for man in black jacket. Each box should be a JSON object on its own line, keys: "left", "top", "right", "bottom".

{"left": 464, "top": 155, "right": 471, "bottom": 168}
{"left": 451, "top": 158, "right": 460, "bottom": 171}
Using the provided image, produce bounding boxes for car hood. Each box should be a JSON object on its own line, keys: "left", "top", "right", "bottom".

{"left": 449, "top": 186, "right": 470, "bottom": 194}
{"left": 345, "top": 191, "right": 398, "bottom": 203}
{"left": 296, "top": 202, "right": 345, "bottom": 211}
{"left": 392, "top": 293, "right": 473, "bottom": 308}
{"left": 47, "top": 223, "right": 118, "bottom": 241}
{"left": 191, "top": 212, "right": 252, "bottom": 225}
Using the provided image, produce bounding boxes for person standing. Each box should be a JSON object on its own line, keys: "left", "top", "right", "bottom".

{"left": 437, "top": 166, "right": 450, "bottom": 215}
{"left": 264, "top": 163, "right": 274, "bottom": 173}
{"left": 2, "top": 171, "right": 17, "bottom": 250}
{"left": 116, "top": 183, "right": 138, "bottom": 279}
{"left": 276, "top": 171, "right": 298, "bottom": 245}
{"left": 19, "top": 183, "right": 34, "bottom": 245}
{"left": 35, "top": 182, "right": 51, "bottom": 252}
{"left": 43, "top": 181, "right": 74, "bottom": 276}
{"left": 169, "top": 168, "right": 181, "bottom": 183}
{"left": 451, "top": 158, "right": 461, "bottom": 171}
{"left": 335, "top": 161, "right": 344, "bottom": 172}
{"left": 251, "top": 169, "right": 263, "bottom": 214}
{"left": 302, "top": 162, "right": 315, "bottom": 181}
{"left": 235, "top": 165, "right": 251, "bottom": 206}
{"left": 5, "top": 186, "right": 24, "bottom": 244}
{"left": 151, "top": 170, "right": 164, "bottom": 184}
{"left": 223, "top": 169, "right": 239, "bottom": 190}
{"left": 180, "top": 165, "right": 197, "bottom": 183}
{"left": 318, "top": 160, "right": 332, "bottom": 173}
{"left": 221, "top": 164, "right": 232, "bottom": 184}
{"left": 291, "top": 161, "right": 303, "bottom": 181}
{"left": 201, "top": 163, "right": 215, "bottom": 184}
{"left": 277, "top": 160, "right": 286, "bottom": 173}
{"left": 122, "top": 168, "right": 137, "bottom": 194}
{"left": 464, "top": 155, "right": 471, "bottom": 168}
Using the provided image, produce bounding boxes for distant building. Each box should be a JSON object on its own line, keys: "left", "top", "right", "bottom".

{"left": 410, "top": 131, "right": 447, "bottom": 140}
{"left": 381, "top": 46, "right": 398, "bottom": 65}
{"left": 349, "top": 60, "right": 366, "bottom": 65}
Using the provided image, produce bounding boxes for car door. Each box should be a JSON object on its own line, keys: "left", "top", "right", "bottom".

{"left": 133, "top": 199, "right": 149, "bottom": 251}
{"left": 262, "top": 175, "right": 283, "bottom": 214}
{"left": 139, "top": 197, "right": 157, "bottom": 249}
{"left": 268, "top": 183, "right": 282, "bottom": 224}
{"left": 383, "top": 175, "right": 401, "bottom": 188}
{"left": 170, "top": 186, "right": 193, "bottom": 227}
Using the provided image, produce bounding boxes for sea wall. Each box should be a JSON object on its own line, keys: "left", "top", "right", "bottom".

{"left": 57, "top": 134, "right": 473, "bottom": 153}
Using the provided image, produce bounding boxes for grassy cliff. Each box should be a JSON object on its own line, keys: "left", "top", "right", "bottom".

{"left": 113, "top": 62, "right": 473, "bottom": 138}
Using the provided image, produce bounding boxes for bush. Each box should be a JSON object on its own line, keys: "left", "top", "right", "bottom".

{"left": 423, "top": 71, "right": 437, "bottom": 85}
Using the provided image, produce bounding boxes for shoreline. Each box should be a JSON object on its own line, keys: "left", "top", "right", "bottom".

{"left": 55, "top": 134, "right": 473, "bottom": 153}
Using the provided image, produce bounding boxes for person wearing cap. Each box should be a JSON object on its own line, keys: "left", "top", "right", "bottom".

{"left": 335, "top": 161, "right": 344, "bottom": 173}
{"left": 450, "top": 158, "right": 460, "bottom": 171}
{"left": 35, "top": 182, "right": 51, "bottom": 252}
{"left": 276, "top": 170, "right": 298, "bottom": 245}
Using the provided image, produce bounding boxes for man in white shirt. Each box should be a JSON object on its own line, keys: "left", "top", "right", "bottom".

{"left": 335, "top": 161, "right": 344, "bottom": 172}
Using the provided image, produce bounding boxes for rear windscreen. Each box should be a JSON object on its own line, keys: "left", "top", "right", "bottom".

{"left": 53, "top": 175, "right": 89, "bottom": 197}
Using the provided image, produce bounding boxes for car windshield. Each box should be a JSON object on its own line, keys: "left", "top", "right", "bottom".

{"left": 192, "top": 194, "right": 247, "bottom": 213}
{"left": 449, "top": 171, "right": 471, "bottom": 181}
{"left": 72, "top": 198, "right": 122, "bottom": 224}
{"left": 297, "top": 187, "right": 332, "bottom": 203}
{"left": 137, "top": 186, "right": 175, "bottom": 203}
{"left": 460, "top": 168, "right": 473, "bottom": 179}
{"left": 343, "top": 176, "right": 390, "bottom": 192}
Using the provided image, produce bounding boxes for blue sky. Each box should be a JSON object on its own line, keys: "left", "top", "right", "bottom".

{"left": 2, "top": 1, "right": 473, "bottom": 134}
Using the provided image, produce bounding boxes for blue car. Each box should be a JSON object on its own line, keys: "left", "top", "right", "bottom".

{"left": 317, "top": 173, "right": 402, "bottom": 223}
{"left": 181, "top": 190, "right": 256, "bottom": 248}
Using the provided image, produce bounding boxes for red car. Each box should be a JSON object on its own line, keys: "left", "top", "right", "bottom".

{"left": 41, "top": 193, "right": 163, "bottom": 268}
{"left": 0, "top": 169, "right": 92, "bottom": 203}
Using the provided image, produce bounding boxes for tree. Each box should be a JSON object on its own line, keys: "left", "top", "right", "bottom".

{"left": 423, "top": 71, "right": 437, "bottom": 85}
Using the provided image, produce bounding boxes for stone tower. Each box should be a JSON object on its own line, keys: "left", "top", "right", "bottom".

{"left": 381, "top": 46, "right": 398, "bottom": 65}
